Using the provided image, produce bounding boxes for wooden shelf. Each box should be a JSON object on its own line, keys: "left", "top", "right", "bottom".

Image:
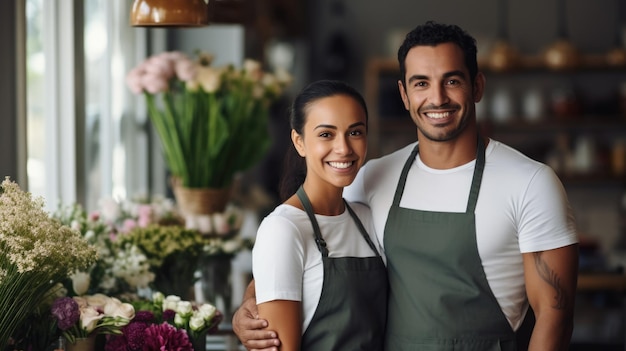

{"left": 366, "top": 54, "right": 626, "bottom": 75}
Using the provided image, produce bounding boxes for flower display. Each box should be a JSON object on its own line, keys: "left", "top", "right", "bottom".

{"left": 105, "top": 292, "right": 222, "bottom": 351}
{"left": 53, "top": 196, "right": 253, "bottom": 300}
{"left": 126, "top": 51, "right": 292, "bottom": 189}
{"left": 0, "top": 177, "right": 98, "bottom": 347}
{"left": 50, "top": 294, "right": 135, "bottom": 344}
{"left": 53, "top": 195, "right": 181, "bottom": 296}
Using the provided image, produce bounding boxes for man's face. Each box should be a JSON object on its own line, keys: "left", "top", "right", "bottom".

{"left": 398, "top": 42, "right": 484, "bottom": 143}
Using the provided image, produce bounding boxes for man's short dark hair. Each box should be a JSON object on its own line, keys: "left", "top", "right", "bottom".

{"left": 397, "top": 21, "right": 479, "bottom": 86}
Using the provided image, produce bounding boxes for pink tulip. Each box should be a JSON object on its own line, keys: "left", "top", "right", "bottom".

{"left": 125, "top": 66, "right": 146, "bottom": 94}
{"left": 141, "top": 73, "right": 169, "bottom": 94}
{"left": 137, "top": 204, "right": 153, "bottom": 227}
{"left": 144, "top": 55, "right": 175, "bottom": 79}
{"left": 121, "top": 219, "right": 137, "bottom": 233}
{"left": 175, "top": 59, "right": 197, "bottom": 82}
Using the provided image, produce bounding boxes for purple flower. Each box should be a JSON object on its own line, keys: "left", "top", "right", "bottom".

{"left": 104, "top": 316, "right": 153, "bottom": 351}
{"left": 143, "top": 323, "right": 193, "bottom": 351}
{"left": 133, "top": 310, "right": 155, "bottom": 323}
{"left": 50, "top": 297, "right": 80, "bottom": 330}
{"left": 162, "top": 309, "right": 176, "bottom": 322}
{"left": 124, "top": 322, "right": 150, "bottom": 351}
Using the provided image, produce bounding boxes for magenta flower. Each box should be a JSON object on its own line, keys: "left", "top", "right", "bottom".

{"left": 51, "top": 297, "right": 80, "bottom": 330}
{"left": 104, "top": 311, "right": 155, "bottom": 351}
{"left": 143, "top": 323, "right": 193, "bottom": 351}
{"left": 162, "top": 309, "right": 176, "bottom": 322}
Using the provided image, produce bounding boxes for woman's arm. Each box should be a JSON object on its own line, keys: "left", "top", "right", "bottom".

{"left": 232, "top": 280, "right": 281, "bottom": 351}
{"left": 257, "top": 300, "right": 302, "bottom": 351}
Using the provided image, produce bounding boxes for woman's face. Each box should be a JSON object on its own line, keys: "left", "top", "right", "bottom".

{"left": 292, "top": 94, "right": 368, "bottom": 191}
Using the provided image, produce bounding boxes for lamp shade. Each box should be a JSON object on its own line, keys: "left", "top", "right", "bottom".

{"left": 130, "top": 0, "right": 209, "bottom": 27}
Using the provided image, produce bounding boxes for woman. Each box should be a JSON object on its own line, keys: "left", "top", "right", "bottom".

{"left": 252, "top": 80, "right": 387, "bottom": 351}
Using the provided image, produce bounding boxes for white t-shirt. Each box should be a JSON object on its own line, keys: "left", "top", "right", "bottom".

{"left": 344, "top": 139, "right": 579, "bottom": 330}
{"left": 253, "top": 202, "right": 382, "bottom": 332}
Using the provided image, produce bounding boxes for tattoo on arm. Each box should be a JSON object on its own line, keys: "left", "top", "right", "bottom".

{"left": 533, "top": 252, "right": 567, "bottom": 310}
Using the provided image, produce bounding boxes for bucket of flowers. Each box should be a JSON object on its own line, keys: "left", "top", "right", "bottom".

{"left": 0, "top": 177, "right": 98, "bottom": 348}
{"left": 50, "top": 294, "right": 135, "bottom": 349}
{"left": 105, "top": 292, "right": 222, "bottom": 351}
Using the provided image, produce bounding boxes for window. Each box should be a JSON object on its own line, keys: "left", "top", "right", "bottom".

{"left": 24, "top": 0, "right": 153, "bottom": 212}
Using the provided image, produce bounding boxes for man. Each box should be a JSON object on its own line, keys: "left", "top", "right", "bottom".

{"left": 233, "top": 21, "right": 579, "bottom": 351}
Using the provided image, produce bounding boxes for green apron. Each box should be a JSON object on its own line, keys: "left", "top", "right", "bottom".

{"left": 297, "top": 187, "right": 388, "bottom": 351}
{"left": 383, "top": 138, "right": 522, "bottom": 351}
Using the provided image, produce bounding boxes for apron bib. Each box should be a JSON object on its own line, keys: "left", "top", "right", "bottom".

{"left": 297, "top": 187, "right": 388, "bottom": 351}
{"left": 383, "top": 138, "right": 520, "bottom": 351}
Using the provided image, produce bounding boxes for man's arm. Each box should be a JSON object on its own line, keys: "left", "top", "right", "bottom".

{"left": 232, "top": 279, "right": 281, "bottom": 351}
{"left": 523, "top": 243, "right": 579, "bottom": 351}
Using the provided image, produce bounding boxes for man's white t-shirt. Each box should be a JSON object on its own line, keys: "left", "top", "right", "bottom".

{"left": 344, "top": 139, "right": 579, "bottom": 330}
{"left": 252, "top": 202, "right": 382, "bottom": 332}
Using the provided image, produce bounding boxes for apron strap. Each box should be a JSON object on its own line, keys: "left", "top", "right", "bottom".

{"left": 466, "top": 135, "right": 486, "bottom": 213}
{"left": 296, "top": 186, "right": 329, "bottom": 256}
{"left": 344, "top": 201, "right": 382, "bottom": 257}
{"left": 391, "top": 143, "right": 420, "bottom": 207}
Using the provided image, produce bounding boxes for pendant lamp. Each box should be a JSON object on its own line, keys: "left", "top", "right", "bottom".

{"left": 487, "top": 0, "right": 519, "bottom": 72}
{"left": 130, "top": 0, "right": 210, "bottom": 27}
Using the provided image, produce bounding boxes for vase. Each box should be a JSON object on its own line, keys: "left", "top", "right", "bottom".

{"left": 199, "top": 254, "right": 234, "bottom": 321}
{"left": 171, "top": 178, "right": 232, "bottom": 216}
{"left": 152, "top": 252, "right": 199, "bottom": 301}
{"left": 190, "top": 331, "right": 208, "bottom": 351}
{"left": 66, "top": 335, "right": 96, "bottom": 351}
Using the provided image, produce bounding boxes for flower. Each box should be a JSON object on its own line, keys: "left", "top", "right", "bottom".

{"left": 0, "top": 177, "right": 98, "bottom": 346}
{"left": 51, "top": 293, "right": 135, "bottom": 344}
{"left": 126, "top": 51, "right": 292, "bottom": 189}
{"left": 143, "top": 323, "right": 194, "bottom": 351}
{"left": 105, "top": 292, "right": 222, "bottom": 351}
{"left": 52, "top": 195, "right": 181, "bottom": 296}
{"left": 53, "top": 194, "right": 253, "bottom": 303}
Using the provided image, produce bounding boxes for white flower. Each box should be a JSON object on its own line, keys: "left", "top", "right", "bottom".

{"left": 163, "top": 295, "right": 181, "bottom": 311}
{"left": 176, "top": 300, "right": 193, "bottom": 316}
{"left": 85, "top": 293, "right": 111, "bottom": 309}
{"left": 222, "top": 239, "right": 242, "bottom": 254}
{"left": 70, "top": 270, "right": 91, "bottom": 295}
{"left": 104, "top": 298, "right": 135, "bottom": 321}
{"left": 153, "top": 291, "right": 165, "bottom": 304}
{"left": 98, "top": 197, "right": 121, "bottom": 223}
{"left": 195, "top": 66, "right": 222, "bottom": 93}
{"left": 243, "top": 59, "right": 263, "bottom": 81}
{"left": 79, "top": 305, "right": 104, "bottom": 333}
{"left": 189, "top": 314, "right": 206, "bottom": 331}
{"left": 198, "top": 303, "right": 217, "bottom": 320}
{"left": 174, "top": 312, "right": 188, "bottom": 328}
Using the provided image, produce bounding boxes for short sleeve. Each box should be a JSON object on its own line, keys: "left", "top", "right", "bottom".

{"left": 253, "top": 215, "right": 306, "bottom": 304}
{"left": 518, "top": 165, "right": 578, "bottom": 252}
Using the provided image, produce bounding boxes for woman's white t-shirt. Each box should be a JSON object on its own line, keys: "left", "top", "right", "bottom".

{"left": 253, "top": 202, "right": 382, "bottom": 332}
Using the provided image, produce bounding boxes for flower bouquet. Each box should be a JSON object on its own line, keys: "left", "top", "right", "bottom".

{"left": 105, "top": 292, "right": 222, "bottom": 351}
{"left": 50, "top": 294, "right": 135, "bottom": 344}
{"left": 0, "top": 177, "right": 98, "bottom": 347}
{"left": 126, "top": 51, "right": 292, "bottom": 191}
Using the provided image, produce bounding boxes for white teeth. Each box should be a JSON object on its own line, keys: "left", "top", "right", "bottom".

{"left": 328, "top": 161, "right": 353, "bottom": 169}
{"left": 426, "top": 111, "right": 450, "bottom": 119}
